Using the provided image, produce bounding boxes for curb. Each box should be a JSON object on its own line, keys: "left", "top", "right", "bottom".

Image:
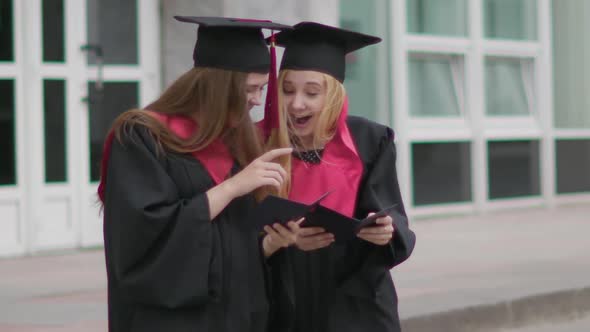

{"left": 401, "top": 286, "right": 590, "bottom": 332}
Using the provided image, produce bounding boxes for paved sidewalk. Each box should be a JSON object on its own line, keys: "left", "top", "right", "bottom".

{"left": 396, "top": 203, "right": 590, "bottom": 331}
{"left": 0, "top": 204, "right": 588, "bottom": 331}
{"left": 500, "top": 315, "right": 590, "bottom": 332}
{"left": 0, "top": 251, "right": 107, "bottom": 331}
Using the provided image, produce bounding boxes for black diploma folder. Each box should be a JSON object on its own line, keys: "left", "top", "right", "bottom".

{"left": 253, "top": 191, "right": 331, "bottom": 228}
{"left": 253, "top": 191, "right": 397, "bottom": 243}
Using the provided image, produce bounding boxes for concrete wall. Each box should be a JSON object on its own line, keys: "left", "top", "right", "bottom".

{"left": 222, "top": 0, "right": 339, "bottom": 26}
{"left": 161, "top": 0, "right": 224, "bottom": 86}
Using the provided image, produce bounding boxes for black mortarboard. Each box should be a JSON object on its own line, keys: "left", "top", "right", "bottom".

{"left": 174, "top": 16, "right": 291, "bottom": 73}
{"left": 273, "top": 22, "right": 381, "bottom": 82}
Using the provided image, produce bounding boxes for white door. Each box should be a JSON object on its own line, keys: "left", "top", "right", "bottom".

{"left": 20, "top": 0, "right": 160, "bottom": 252}
{"left": 0, "top": 0, "right": 27, "bottom": 256}
{"left": 25, "top": 0, "right": 78, "bottom": 251}
{"left": 77, "top": 0, "right": 161, "bottom": 247}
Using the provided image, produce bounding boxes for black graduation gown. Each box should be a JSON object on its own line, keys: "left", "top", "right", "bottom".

{"left": 102, "top": 126, "right": 269, "bottom": 332}
{"left": 268, "top": 116, "right": 416, "bottom": 332}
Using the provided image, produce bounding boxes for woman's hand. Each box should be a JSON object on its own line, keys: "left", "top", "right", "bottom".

{"left": 207, "top": 148, "right": 291, "bottom": 221}
{"left": 262, "top": 219, "right": 303, "bottom": 257}
{"left": 357, "top": 213, "right": 395, "bottom": 246}
{"left": 295, "top": 227, "right": 334, "bottom": 251}
{"left": 225, "top": 147, "right": 292, "bottom": 198}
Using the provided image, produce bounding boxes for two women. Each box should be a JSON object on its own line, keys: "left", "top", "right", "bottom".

{"left": 99, "top": 15, "right": 415, "bottom": 332}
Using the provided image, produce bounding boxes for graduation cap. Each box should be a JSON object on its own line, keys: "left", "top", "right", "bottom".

{"left": 252, "top": 191, "right": 398, "bottom": 244}
{"left": 273, "top": 21, "right": 382, "bottom": 82}
{"left": 174, "top": 16, "right": 291, "bottom": 73}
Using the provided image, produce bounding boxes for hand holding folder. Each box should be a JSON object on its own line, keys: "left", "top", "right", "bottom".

{"left": 252, "top": 191, "right": 331, "bottom": 228}
{"left": 253, "top": 191, "right": 397, "bottom": 243}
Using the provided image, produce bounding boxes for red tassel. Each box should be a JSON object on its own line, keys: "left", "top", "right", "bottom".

{"left": 97, "top": 131, "right": 115, "bottom": 203}
{"left": 263, "top": 33, "right": 279, "bottom": 142}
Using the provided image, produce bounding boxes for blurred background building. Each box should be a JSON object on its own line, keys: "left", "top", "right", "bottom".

{"left": 0, "top": 0, "right": 588, "bottom": 257}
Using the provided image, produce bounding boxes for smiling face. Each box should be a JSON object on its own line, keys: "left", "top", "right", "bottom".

{"left": 281, "top": 70, "right": 328, "bottom": 148}
{"left": 246, "top": 73, "right": 269, "bottom": 111}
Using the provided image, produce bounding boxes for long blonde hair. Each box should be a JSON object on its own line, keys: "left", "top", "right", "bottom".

{"left": 268, "top": 69, "right": 346, "bottom": 197}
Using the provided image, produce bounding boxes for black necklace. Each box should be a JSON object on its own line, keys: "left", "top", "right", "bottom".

{"left": 293, "top": 149, "right": 324, "bottom": 164}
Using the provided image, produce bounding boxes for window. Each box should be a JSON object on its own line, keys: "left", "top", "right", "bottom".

{"left": 87, "top": 0, "right": 138, "bottom": 65}
{"left": 43, "top": 79, "right": 67, "bottom": 182}
{"left": 88, "top": 82, "right": 139, "bottom": 182}
{"left": 484, "top": 0, "right": 537, "bottom": 40}
{"left": 488, "top": 140, "right": 540, "bottom": 199}
{"left": 407, "top": 0, "right": 468, "bottom": 36}
{"left": 412, "top": 142, "right": 472, "bottom": 205}
{"left": 388, "top": 0, "right": 557, "bottom": 213}
{"left": 485, "top": 57, "right": 534, "bottom": 116}
{"left": 553, "top": 0, "right": 590, "bottom": 129}
{"left": 340, "top": 0, "right": 384, "bottom": 122}
{"left": 42, "top": 0, "right": 65, "bottom": 62}
{"left": 556, "top": 140, "right": 590, "bottom": 194}
{"left": 0, "top": 79, "right": 16, "bottom": 185}
{"left": 409, "top": 54, "right": 464, "bottom": 117}
{"left": 0, "top": 0, "right": 13, "bottom": 61}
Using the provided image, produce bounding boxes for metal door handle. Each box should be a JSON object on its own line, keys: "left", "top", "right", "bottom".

{"left": 80, "top": 44, "right": 104, "bottom": 104}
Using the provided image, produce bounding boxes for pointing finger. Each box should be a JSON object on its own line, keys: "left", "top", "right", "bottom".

{"left": 258, "top": 148, "right": 293, "bottom": 162}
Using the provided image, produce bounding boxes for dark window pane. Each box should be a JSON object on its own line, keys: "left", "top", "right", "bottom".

{"left": 0, "top": 80, "right": 16, "bottom": 185}
{"left": 87, "top": 0, "right": 138, "bottom": 65}
{"left": 44, "top": 80, "right": 67, "bottom": 182}
{"left": 88, "top": 82, "right": 139, "bottom": 182}
{"left": 42, "top": 0, "right": 65, "bottom": 62}
{"left": 488, "top": 140, "right": 541, "bottom": 199}
{"left": 556, "top": 139, "right": 590, "bottom": 194}
{"left": 412, "top": 142, "right": 472, "bottom": 205}
{"left": 0, "top": 0, "right": 14, "bottom": 61}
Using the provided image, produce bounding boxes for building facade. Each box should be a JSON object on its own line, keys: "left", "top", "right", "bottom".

{"left": 0, "top": 0, "right": 588, "bottom": 257}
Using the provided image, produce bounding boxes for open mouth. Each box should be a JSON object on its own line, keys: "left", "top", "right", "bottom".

{"left": 291, "top": 115, "right": 313, "bottom": 127}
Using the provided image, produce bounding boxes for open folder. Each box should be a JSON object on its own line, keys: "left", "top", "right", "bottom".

{"left": 252, "top": 191, "right": 397, "bottom": 243}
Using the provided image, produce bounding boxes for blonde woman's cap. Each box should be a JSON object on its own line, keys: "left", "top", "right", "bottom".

{"left": 272, "top": 21, "right": 381, "bottom": 82}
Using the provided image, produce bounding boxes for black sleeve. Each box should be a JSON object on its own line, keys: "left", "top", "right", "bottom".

{"left": 354, "top": 128, "right": 416, "bottom": 271}
{"left": 337, "top": 124, "right": 416, "bottom": 292}
{"left": 103, "top": 126, "right": 221, "bottom": 309}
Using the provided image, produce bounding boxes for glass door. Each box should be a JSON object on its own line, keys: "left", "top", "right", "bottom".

{"left": 0, "top": 0, "right": 26, "bottom": 256}
{"left": 25, "top": 0, "right": 79, "bottom": 251}
{"left": 1, "top": 0, "right": 159, "bottom": 254}
{"left": 78, "top": 0, "right": 160, "bottom": 246}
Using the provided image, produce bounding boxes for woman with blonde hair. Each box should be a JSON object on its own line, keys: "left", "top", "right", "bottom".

{"left": 266, "top": 22, "right": 416, "bottom": 332}
{"left": 98, "top": 17, "right": 297, "bottom": 332}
